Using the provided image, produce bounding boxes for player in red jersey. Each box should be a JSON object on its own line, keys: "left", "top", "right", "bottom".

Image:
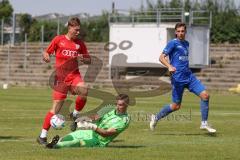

{"left": 37, "top": 17, "right": 91, "bottom": 145}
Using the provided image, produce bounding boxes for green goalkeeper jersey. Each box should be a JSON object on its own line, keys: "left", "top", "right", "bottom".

{"left": 95, "top": 108, "right": 130, "bottom": 147}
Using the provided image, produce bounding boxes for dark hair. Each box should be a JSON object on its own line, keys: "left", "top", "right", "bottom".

{"left": 175, "top": 22, "right": 186, "bottom": 30}
{"left": 116, "top": 94, "right": 129, "bottom": 105}
{"left": 68, "top": 17, "right": 81, "bottom": 27}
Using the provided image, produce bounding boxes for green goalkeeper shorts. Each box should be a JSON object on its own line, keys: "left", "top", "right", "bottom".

{"left": 55, "top": 130, "right": 99, "bottom": 148}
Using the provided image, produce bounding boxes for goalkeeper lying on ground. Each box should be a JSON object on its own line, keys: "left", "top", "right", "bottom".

{"left": 46, "top": 94, "right": 130, "bottom": 148}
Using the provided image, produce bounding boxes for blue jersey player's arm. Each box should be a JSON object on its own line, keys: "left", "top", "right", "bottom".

{"left": 159, "top": 40, "right": 176, "bottom": 74}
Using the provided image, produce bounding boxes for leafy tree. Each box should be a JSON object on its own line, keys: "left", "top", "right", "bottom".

{"left": 28, "top": 20, "right": 61, "bottom": 42}
{"left": 140, "top": 0, "right": 145, "bottom": 11}
{"left": 0, "top": 0, "right": 13, "bottom": 23}
{"left": 145, "top": 0, "right": 154, "bottom": 11}
{"left": 156, "top": 0, "right": 165, "bottom": 9}
{"left": 19, "top": 13, "right": 33, "bottom": 41}
{"left": 169, "top": 0, "right": 182, "bottom": 8}
{"left": 210, "top": 0, "right": 240, "bottom": 43}
{"left": 192, "top": 0, "right": 201, "bottom": 10}
{"left": 184, "top": 0, "right": 192, "bottom": 12}
{"left": 81, "top": 11, "right": 109, "bottom": 42}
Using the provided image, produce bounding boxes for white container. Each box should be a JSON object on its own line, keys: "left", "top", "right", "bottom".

{"left": 3, "top": 83, "right": 8, "bottom": 89}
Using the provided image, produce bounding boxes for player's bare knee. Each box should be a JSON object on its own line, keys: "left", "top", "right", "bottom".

{"left": 50, "top": 100, "right": 64, "bottom": 113}
{"left": 172, "top": 104, "right": 181, "bottom": 111}
{"left": 77, "top": 86, "right": 88, "bottom": 96}
{"left": 73, "top": 84, "right": 88, "bottom": 96}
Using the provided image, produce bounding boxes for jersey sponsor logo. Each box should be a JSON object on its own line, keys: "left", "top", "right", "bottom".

{"left": 176, "top": 45, "right": 184, "bottom": 49}
{"left": 61, "top": 49, "right": 79, "bottom": 57}
{"left": 179, "top": 55, "right": 188, "bottom": 61}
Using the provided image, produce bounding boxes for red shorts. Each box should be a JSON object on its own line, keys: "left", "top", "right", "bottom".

{"left": 52, "top": 74, "right": 84, "bottom": 100}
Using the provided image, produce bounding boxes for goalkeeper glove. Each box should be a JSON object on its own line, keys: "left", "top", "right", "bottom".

{"left": 77, "top": 121, "right": 97, "bottom": 131}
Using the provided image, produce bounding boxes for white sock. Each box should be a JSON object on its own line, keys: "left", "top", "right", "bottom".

{"left": 40, "top": 129, "right": 48, "bottom": 138}
{"left": 201, "top": 121, "right": 208, "bottom": 126}
{"left": 73, "top": 109, "right": 80, "bottom": 117}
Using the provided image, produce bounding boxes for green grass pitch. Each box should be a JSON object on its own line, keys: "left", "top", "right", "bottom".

{"left": 0, "top": 87, "right": 239, "bottom": 160}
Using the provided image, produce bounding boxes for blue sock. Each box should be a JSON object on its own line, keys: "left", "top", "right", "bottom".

{"left": 156, "top": 104, "right": 173, "bottom": 121}
{"left": 200, "top": 99, "right": 209, "bottom": 121}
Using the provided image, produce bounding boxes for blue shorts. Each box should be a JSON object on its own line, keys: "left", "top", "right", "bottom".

{"left": 171, "top": 74, "right": 206, "bottom": 104}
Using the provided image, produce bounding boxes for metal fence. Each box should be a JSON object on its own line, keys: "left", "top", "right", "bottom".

{"left": 109, "top": 8, "right": 212, "bottom": 27}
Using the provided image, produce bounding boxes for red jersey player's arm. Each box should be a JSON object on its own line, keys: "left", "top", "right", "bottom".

{"left": 43, "top": 51, "right": 50, "bottom": 63}
{"left": 42, "top": 36, "right": 59, "bottom": 63}
{"left": 78, "top": 41, "right": 91, "bottom": 64}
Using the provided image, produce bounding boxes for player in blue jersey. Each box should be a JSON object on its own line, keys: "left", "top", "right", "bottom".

{"left": 150, "top": 22, "right": 216, "bottom": 133}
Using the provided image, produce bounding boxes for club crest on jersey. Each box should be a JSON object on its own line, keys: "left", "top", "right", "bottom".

{"left": 76, "top": 44, "right": 80, "bottom": 49}
{"left": 59, "top": 42, "right": 65, "bottom": 47}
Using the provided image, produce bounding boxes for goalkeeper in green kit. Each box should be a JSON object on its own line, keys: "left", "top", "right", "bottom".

{"left": 46, "top": 94, "right": 130, "bottom": 148}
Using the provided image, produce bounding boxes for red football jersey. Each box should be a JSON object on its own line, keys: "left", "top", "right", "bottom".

{"left": 46, "top": 35, "right": 89, "bottom": 78}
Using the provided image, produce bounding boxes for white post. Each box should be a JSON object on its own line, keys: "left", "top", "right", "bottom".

{"left": 3, "top": 43, "right": 11, "bottom": 89}
{"left": 24, "top": 33, "right": 27, "bottom": 71}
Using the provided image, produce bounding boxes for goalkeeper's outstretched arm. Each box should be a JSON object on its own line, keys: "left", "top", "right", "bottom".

{"left": 95, "top": 128, "right": 117, "bottom": 137}
{"left": 77, "top": 121, "right": 117, "bottom": 137}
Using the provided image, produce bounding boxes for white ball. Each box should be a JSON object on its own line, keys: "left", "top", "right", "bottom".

{"left": 50, "top": 114, "right": 65, "bottom": 129}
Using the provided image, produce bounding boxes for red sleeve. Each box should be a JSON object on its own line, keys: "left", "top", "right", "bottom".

{"left": 45, "top": 36, "right": 59, "bottom": 54}
{"left": 80, "top": 41, "right": 90, "bottom": 58}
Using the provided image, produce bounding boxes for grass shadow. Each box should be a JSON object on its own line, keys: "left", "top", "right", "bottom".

{"left": 108, "top": 145, "right": 145, "bottom": 148}
{"left": 111, "top": 139, "right": 125, "bottom": 143}
{"left": 109, "top": 139, "right": 145, "bottom": 148}
{"left": 0, "top": 136, "right": 23, "bottom": 140}
{"left": 154, "top": 133, "right": 202, "bottom": 136}
{"left": 154, "top": 132, "right": 218, "bottom": 137}
{"left": 203, "top": 132, "right": 218, "bottom": 137}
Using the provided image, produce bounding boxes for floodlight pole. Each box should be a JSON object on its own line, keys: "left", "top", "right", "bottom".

{"left": 7, "top": 43, "right": 10, "bottom": 84}
{"left": 1, "top": 18, "right": 4, "bottom": 45}
{"left": 157, "top": 10, "right": 160, "bottom": 26}
{"left": 24, "top": 33, "right": 27, "bottom": 71}
{"left": 41, "top": 25, "right": 44, "bottom": 44}
{"left": 57, "top": 17, "right": 60, "bottom": 35}
{"left": 11, "top": 13, "right": 16, "bottom": 46}
{"left": 41, "top": 25, "right": 44, "bottom": 53}
{"left": 112, "top": 1, "right": 115, "bottom": 14}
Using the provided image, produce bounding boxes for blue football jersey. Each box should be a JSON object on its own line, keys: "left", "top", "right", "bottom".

{"left": 163, "top": 38, "right": 192, "bottom": 83}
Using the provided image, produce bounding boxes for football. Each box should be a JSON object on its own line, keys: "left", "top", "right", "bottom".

{"left": 50, "top": 114, "right": 65, "bottom": 129}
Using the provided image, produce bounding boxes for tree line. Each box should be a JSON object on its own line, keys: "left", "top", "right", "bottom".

{"left": 0, "top": 0, "right": 239, "bottom": 43}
